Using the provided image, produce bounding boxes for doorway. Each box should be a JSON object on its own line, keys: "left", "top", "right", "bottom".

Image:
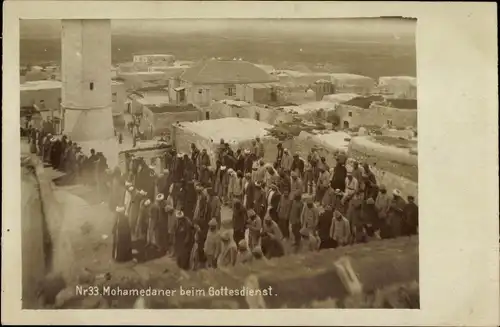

{"left": 270, "top": 90, "right": 277, "bottom": 102}
{"left": 205, "top": 111, "right": 210, "bottom": 120}
{"left": 179, "top": 89, "right": 186, "bottom": 103}
{"left": 343, "top": 120, "right": 350, "bottom": 129}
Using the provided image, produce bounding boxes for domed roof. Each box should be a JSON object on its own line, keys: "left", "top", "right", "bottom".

{"left": 305, "top": 88, "right": 316, "bottom": 97}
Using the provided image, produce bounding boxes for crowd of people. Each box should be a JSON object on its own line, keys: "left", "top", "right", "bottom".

{"left": 24, "top": 126, "right": 419, "bottom": 272}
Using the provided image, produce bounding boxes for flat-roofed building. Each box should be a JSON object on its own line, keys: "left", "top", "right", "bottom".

{"left": 171, "top": 59, "right": 279, "bottom": 107}
{"left": 140, "top": 103, "right": 201, "bottom": 139}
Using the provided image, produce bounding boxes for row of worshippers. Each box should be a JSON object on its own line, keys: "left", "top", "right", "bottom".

{"left": 79, "top": 136, "right": 417, "bottom": 271}
{"left": 274, "top": 143, "right": 419, "bottom": 240}
{"left": 26, "top": 127, "right": 110, "bottom": 192}
{"left": 109, "top": 161, "right": 417, "bottom": 272}
{"left": 109, "top": 178, "right": 274, "bottom": 270}
{"left": 145, "top": 139, "right": 419, "bottom": 246}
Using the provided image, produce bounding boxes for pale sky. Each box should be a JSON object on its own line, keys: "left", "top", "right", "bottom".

{"left": 20, "top": 18, "right": 416, "bottom": 40}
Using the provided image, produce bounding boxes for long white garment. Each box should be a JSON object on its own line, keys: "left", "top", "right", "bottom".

{"left": 243, "top": 181, "right": 249, "bottom": 207}
{"left": 267, "top": 190, "right": 274, "bottom": 208}
{"left": 124, "top": 191, "right": 132, "bottom": 217}
{"left": 244, "top": 228, "right": 250, "bottom": 246}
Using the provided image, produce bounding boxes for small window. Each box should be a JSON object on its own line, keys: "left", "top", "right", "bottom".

{"left": 226, "top": 85, "right": 236, "bottom": 96}
{"left": 348, "top": 111, "right": 353, "bottom": 117}
{"left": 387, "top": 119, "right": 393, "bottom": 126}
{"left": 89, "top": 82, "right": 94, "bottom": 90}
{"left": 198, "top": 89, "right": 203, "bottom": 94}
{"left": 112, "top": 92, "right": 117, "bottom": 103}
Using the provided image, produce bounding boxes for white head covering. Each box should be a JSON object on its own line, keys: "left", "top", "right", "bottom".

{"left": 125, "top": 181, "right": 132, "bottom": 187}
{"left": 175, "top": 210, "right": 184, "bottom": 218}
{"left": 128, "top": 186, "right": 134, "bottom": 192}
{"left": 220, "top": 166, "right": 227, "bottom": 171}
{"left": 116, "top": 206, "right": 125, "bottom": 213}
{"left": 139, "top": 190, "right": 147, "bottom": 195}
{"left": 393, "top": 189, "right": 402, "bottom": 197}
{"left": 156, "top": 193, "right": 165, "bottom": 201}
{"left": 144, "top": 199, "right": 151, "bottom": 206}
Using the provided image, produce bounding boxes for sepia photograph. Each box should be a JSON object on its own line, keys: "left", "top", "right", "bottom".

{"left": 18, "top": 17, "right": 421, "bottom": 310}
{"left": 3, "top": 1, "right": 499, "bottom": 325}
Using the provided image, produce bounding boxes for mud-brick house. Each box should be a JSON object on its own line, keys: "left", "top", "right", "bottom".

{"left": 140, "top": 103, "right": 202, "bottom": 139}
{"left": 129, "top": 85, "right": 170, "bottom": 114}
{"left": 378, "top": 76, "right": 417, "bottom": 99}
{"left": 330, "top": 73, "right": 376, "bottom": 95}
{"left": 336, "top": 97, "right": 418, "bottom": 130}
{"left": 237, "top": 83, "right": 281, "bottom": 104}
{"left": 169, "top": 58, "right": 279, "bottom": 107}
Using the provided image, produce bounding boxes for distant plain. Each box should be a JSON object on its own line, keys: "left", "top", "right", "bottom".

{"left": 20, "top": 18, "right": 416, "bottom": 78}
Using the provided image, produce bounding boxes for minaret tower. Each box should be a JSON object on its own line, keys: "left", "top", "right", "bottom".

{"left": 61, "top": 19, "right": 118, "bottom": 166}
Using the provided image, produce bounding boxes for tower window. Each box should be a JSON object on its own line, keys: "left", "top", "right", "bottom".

{"left": 89, "top": 82, "right": 94, "bottom": 90}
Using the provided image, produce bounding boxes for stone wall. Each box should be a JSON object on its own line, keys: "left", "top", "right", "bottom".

{"left": 141, "top": 109, "right": 202, "bottom": 138}
{"left": 209, "top": 101, "right": 294, "bottom": 125}
{"left": 21, "top": 87, "right": 61, "bottom": 110}
{"left": 350, "top": 137, "right": 418, "bottom": 167}
{"left": 54, "top": 237, "right": 418, "bottom": 309}
{"left": 21, "top": 162, "right": 48, "bottom": 308}
{"left": 336, "top": 103, "right": 417, "bottom": 129}
{"left": 147, "top": 237, "right": 418, "bottom": 309}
